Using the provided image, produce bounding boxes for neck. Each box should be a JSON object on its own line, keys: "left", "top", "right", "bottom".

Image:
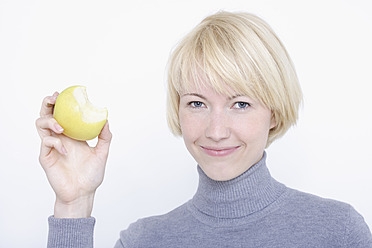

{"left": 190, "top": 152, "right": 286, "bottom": 225}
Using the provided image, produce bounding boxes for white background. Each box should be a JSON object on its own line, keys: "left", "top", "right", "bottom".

{"left": 1, "top": 0, "right": 371, "bottom": 247}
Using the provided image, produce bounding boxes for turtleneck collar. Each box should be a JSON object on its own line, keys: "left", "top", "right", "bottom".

{"left": 189, "top": 152, "right": 287, "bottom": 226}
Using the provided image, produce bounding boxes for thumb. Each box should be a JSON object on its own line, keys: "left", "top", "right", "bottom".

{"left": 95, "top": 121, "right": 112, "bottom": 157}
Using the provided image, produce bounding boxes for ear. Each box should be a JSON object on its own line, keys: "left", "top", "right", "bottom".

{"left": 269, "top": 112, "right": 277, "bottom": 130}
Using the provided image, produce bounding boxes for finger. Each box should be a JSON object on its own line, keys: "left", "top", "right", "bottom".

{"left": 40, "top": 136, "right": 67, "bottom": 161}
{"left": 95, "top": 121, "right": 112, "bottom": 156}
{"left": 35, "top": 116, "right": 64, "bottom": 139}
{"left": 40, "top": 92, "right": 59, "bottom": 117}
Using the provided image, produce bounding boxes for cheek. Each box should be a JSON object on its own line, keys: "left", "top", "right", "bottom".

{"left": 180, "top": 113, "right": 212, "bottom": 151}
{"left": 233, "top": 117, "right": 271, "bottom": 143}
{"left": 179, "top": 114, "right": 204, "bottom": 157}
{"left": 179, "top": 112, "right": 201, "bottom": 140}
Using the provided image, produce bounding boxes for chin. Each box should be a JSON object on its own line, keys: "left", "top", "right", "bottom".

{"left": 201, "top": 165, "right": 242, "bottom": 181}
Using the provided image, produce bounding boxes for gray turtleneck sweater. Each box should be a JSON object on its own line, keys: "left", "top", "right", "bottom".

{"left": 47, "top": 153, "right": 372, "bottom": 247}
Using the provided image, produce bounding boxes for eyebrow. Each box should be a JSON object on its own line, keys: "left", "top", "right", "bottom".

{"left": 181, "top": 93, "right": 245, "bottom": 101}
{"left": 229, "top": 94, "right": 245, "bottom": 100}
{"left": 181, "top": 93, "right": 206, "bottom": 100}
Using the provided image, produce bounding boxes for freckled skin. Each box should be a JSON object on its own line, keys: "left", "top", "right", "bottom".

{"left": 179, "top": 84, "right": 275, "bottom": 181}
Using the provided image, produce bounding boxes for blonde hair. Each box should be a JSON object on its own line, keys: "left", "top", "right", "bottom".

{"left": 166, "top": 11, "right": 303, "bottom": 146}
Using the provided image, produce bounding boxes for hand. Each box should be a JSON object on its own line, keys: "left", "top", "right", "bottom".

{"left": 36, "top": 92, "right": 112, "bottom": 218}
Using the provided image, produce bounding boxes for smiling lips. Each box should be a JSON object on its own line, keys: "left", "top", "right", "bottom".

{"left": 200, "top": 145, "right": 240, "bottom": 157}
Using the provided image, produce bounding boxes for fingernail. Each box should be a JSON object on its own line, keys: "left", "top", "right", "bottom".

{"left": 54, "top": 123, "right": 64, "bottom": 132}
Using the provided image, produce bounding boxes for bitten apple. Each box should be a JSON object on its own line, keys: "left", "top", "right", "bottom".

{"left": 53, "top": 85, "right": 108, "bottom": 141}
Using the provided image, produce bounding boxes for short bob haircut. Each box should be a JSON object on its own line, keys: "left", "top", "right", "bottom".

{"left": 166, "top": 11, "right": 303, "bottom": 147}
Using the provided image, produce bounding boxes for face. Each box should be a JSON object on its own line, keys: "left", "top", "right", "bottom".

{"left": 178, "top": 84, "right": 275, "bottom": 181}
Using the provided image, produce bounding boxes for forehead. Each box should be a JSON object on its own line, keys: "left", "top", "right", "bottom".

{"left": 180, "top": 82, "right": 239, "bottom": 98}
{"left": 178, "top": 69, "right": 248, "bottom": 98}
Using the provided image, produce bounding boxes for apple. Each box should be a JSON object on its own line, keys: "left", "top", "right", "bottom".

{"left": 53, "top": 85, "right": 108, "bottom": 141}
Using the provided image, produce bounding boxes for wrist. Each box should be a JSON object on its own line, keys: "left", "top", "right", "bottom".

{"left": 54, "top": 194, "right": 95, "bottom": 218}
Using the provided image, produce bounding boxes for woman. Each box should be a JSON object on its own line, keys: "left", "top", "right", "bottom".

{"left": 36, "top": 11, "right": 372, "bottom": 247}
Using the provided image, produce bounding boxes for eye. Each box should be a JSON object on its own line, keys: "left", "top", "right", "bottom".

{"left": 233, "top": 102, "right": 250, "bottom": 109}
{"left": 188, "top": 101, "right": 205, "bottom": 108}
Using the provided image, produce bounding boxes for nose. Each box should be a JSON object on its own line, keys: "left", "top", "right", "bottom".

{"left": 205, "top": 110, "right": 231, "bottom": 142}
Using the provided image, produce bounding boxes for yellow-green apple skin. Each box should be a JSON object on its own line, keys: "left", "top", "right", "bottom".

{"left": 53, "top": 85, "right": 108, "bottom": 141}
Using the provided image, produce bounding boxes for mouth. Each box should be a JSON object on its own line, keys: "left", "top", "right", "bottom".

{"left": 200, "top": 145, "right": 241, "bottom": 157}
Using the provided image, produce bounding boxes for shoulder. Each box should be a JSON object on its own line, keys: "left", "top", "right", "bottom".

{"left": 118, "top": 202, "right": 194, "bottom": 247}
{"left": 284, "top": 188, "right": 352, "bottom": 215}
{"left": 280, "top": 188, "right": 372, "bottom": 246}
{"left": 282, "top": 187, "right": 359, "bottom": 223}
